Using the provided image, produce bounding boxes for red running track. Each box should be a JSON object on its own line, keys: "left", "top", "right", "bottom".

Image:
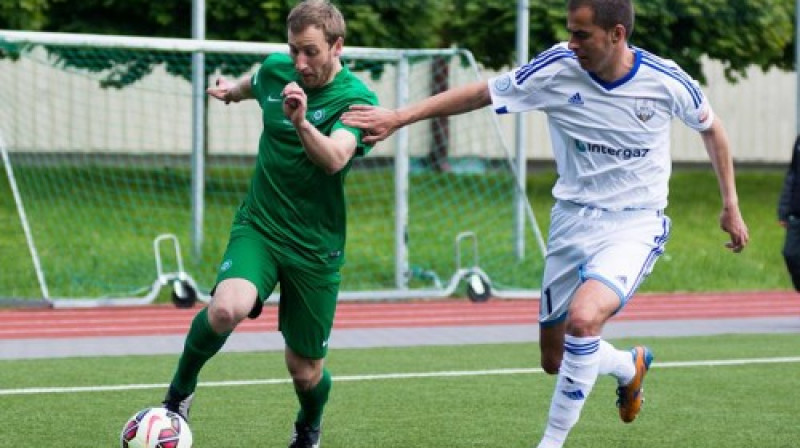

{"left": 0, "top": 291, "right": 797, "bottom": 340}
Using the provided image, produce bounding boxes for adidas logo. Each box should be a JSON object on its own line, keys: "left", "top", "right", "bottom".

{"left": 568, "top": 92, "right": 584, "bottom": 105}
{"left": 561, "top": 389, "right": 586, "bottom": 400}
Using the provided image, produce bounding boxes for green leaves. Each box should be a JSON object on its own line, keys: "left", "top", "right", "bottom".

{"left": 0, "top": 0, "right": 48, "bottom": 30}
{"left": 1, "top": 0, "right": 795, "bottom": 85}
{"left": 635, "top": 0, "right": 794, "bottom": 83}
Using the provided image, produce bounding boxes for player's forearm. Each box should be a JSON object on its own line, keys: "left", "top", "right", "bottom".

{"left": 702, "top": 120, "right": 740, "bottom": 209}
{"left": 396, "top": 80, "right": 491, "bottom": 127}
{"left": 295, "top": 120, "right": 353, "bottom": 174}
{"left": 226, "top": 77, "right": 254, "bottom": 103}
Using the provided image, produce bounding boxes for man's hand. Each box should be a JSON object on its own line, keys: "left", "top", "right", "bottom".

{"left": 207, "top": 78, "right": 239, "bottom": 104}
{"left": 341, "top": 105, "right": 400, "bottom": 144}
{"left": 720, "top": 205, "right": 749, "bottom": 253}
{"left": 282, "top": 82, "right": 307, "bottom": 125}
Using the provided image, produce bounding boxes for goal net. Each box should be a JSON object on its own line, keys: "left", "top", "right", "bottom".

{"left": 0, "top": 30, "right": 546, "bottom": 307}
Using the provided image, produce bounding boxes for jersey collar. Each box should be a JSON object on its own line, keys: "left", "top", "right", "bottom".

{"left": 588, "top": 47, "right": 641, "bottom": 91}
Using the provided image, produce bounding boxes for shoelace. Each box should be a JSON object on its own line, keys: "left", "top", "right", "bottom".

{"left": 615, "top": 386, "right": 626, "bottom": 407}
{"left": 615, "top": 386, "right": 644, "bottom": 407}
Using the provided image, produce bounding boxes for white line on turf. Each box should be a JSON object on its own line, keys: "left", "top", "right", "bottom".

{"left": 1, "top": 356, "right": 798, "bottom": 396}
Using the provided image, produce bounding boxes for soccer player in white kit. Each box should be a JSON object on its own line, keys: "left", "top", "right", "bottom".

{"left": 341, "top": 0, "right": 750, "bottom": 446}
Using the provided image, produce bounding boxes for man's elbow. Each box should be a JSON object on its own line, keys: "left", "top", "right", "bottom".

{"left": 322, "top": 164, "right": 344, "bottom": 176}
{"left": 322, "top": 143, "right": 356, "bottom": 175}
{"left": 321, "top": 156, "right": 349, "bottom": 175}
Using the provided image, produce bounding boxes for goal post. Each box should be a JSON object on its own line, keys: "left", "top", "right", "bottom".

{"left": 0, "top": 30, "right": 546, "bottom": 307}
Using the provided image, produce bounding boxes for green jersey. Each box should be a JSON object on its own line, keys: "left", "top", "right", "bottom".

{"left": 241, "top": 53, "right": 378, "bottom": 268}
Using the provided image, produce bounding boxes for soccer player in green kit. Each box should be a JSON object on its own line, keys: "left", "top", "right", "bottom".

{"left": 161, "top": 1, "right": 377, "bottom": 447}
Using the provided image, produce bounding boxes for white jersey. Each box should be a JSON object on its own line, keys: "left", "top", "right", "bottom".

{"left": 488, "top": 43, "right": 714, "bottom": 211}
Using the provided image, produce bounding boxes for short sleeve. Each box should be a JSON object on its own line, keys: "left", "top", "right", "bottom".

{"left": 668, "top": 65, "right": 714, "bottom": 132}
{"left": 335, "top": 90, "right": 379, "bottom": 157}
{"left": 489, "top": 43, "right": 574, "bottom": 115}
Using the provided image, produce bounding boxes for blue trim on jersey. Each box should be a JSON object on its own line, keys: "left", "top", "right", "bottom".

{"left": 515, "top": 47, "right": 575, "bottom": 85}
{"left": 516, "top": 46, "right": 571, "bottom": 79}
{"left": 640, "top": 50, "right": 703, "bottom": 107}
{"left": 495, "top": 106, "right": 509, "bottom": 115}
{"left": 589, "top": 48, "right": 642, "bottom": 91}
{"left": 584, "top": 272, "right": 626, "bottom": 302}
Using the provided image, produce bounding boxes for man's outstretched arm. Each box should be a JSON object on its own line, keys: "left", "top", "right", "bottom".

{"left": 207, "top": 76, "right": 254, "bottom": 104}
{"left": 341, "top": 80, "right": 491, "bottom": 144}
{"left": 700, "top": 117, "right": 750, "bottom": 253}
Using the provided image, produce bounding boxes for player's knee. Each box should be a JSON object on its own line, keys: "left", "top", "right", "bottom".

{"left": 286, "top": 348, "right": 324, "bottom": 390}
{"left": 290, "top": 373, "right": 317, "bottom": 391}
{"left": 206, "top": 302, "right": 241, "bottom": 333}
{"left": 565, "top": 313, "right": 601, "bottom": 337}
{"left": 288, "top": 365, "right": 321, "bottom": 391}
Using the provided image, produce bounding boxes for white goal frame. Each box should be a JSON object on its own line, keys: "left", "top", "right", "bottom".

{"left": 0, "top": 30, "right": 545, "bottom": 307}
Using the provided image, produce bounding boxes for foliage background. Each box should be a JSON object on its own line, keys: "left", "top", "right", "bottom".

{"left": 0, "top": 0, "right": 795, "bottom": 83}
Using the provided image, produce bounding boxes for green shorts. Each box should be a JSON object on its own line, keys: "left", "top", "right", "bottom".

{"left": 216, "top": 222, "right": 341, "bottom": 359}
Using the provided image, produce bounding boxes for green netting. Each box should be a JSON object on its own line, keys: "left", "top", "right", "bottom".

{"left": 0, "top": 38, "right": 545, "bottom": 301}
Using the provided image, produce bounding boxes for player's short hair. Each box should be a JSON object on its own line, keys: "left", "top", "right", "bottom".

{"left": 567, "top": 0, "right": 635, "bottom": 39}
{"left": 287, "top": 0, "right": 346, "bottom": 46}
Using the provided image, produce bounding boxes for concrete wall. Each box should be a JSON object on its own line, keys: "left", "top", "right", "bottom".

{"left": 0, "top": 47, "right": 795, "bottom": 165}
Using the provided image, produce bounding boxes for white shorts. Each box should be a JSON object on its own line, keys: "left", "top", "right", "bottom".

{"left": 539, "top": 200, "right": 671, "bottom": 326}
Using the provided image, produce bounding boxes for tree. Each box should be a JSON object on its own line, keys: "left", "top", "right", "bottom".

{"left": 424, "top": 0, "right": 794, "bottom": 84}
{"left": 0, "top": 0, "right": 48, "bottom": 30}
{"left": 0, "top": 0, "right": 444, "bottom": 87}
{"left": 0, "top": 0, "right": 795, "bottom": 85}
{"left": 630, "top": 0, "right": 794, "bottom": 83}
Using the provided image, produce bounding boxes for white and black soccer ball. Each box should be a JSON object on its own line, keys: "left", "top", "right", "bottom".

{"left": 120, "top": 407, "right": 193, "bottom": 448}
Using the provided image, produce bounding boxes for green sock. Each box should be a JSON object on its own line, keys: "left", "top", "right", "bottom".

{"left": 170, "top": 307, "right": 230, "bottom": 395}
{"left": 295, "top": 368, "right": 332, "bottom": 428}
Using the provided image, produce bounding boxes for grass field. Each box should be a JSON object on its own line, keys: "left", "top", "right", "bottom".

{"left": 0, "top": 167, "right": 793, "bottom": 301}
{"left": 1, "top": 164, "right": 546, "bottom": 298}
{"left": 1, "top": 333, "right": 798, "bottom": 447}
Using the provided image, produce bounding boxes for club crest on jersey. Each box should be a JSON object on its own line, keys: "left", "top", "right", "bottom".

{"left": 634, "top": 98, "right": 656, "bottom": 122}
{"left": 311, "top": 109, "right": 326, "bottom": 123}
{"left": 494, "top": 74, "right": 512, "bottom": 92}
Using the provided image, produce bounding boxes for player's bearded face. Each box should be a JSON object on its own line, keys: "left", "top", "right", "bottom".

{"left": 288, "top": 26, "right": 342, "bottom": 89}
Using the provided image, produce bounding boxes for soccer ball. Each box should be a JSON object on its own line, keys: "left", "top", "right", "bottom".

{"left": 120, "top": 407, "right": 193, "bottom": 448}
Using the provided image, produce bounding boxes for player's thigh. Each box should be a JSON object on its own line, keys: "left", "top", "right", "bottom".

{"left": 540, "top": 259, "right": 581, "bottom": 326}
{"left": 278, "top": 263, "right": 341, "bottom": 360}
{"left": 584, "top": 214, "right": 670, "bottom": 311}
{"left": 540, "top": 207, "right": 670, "bottom": 323}
{"left": 567, "top": 279, "right": 622, "bottom": 335}
{"left": 540, "top": 205, "right": 592, "bottom": 325}
{"left": 214, "top": 224, "right": 280, "bottom": 310}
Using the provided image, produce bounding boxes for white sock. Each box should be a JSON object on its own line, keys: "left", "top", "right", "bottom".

{"left": 597, "top": 339, "right": 635, "bottom": 385}
{"left": 536, "top": 335, "right": 601, "bottom": 448}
